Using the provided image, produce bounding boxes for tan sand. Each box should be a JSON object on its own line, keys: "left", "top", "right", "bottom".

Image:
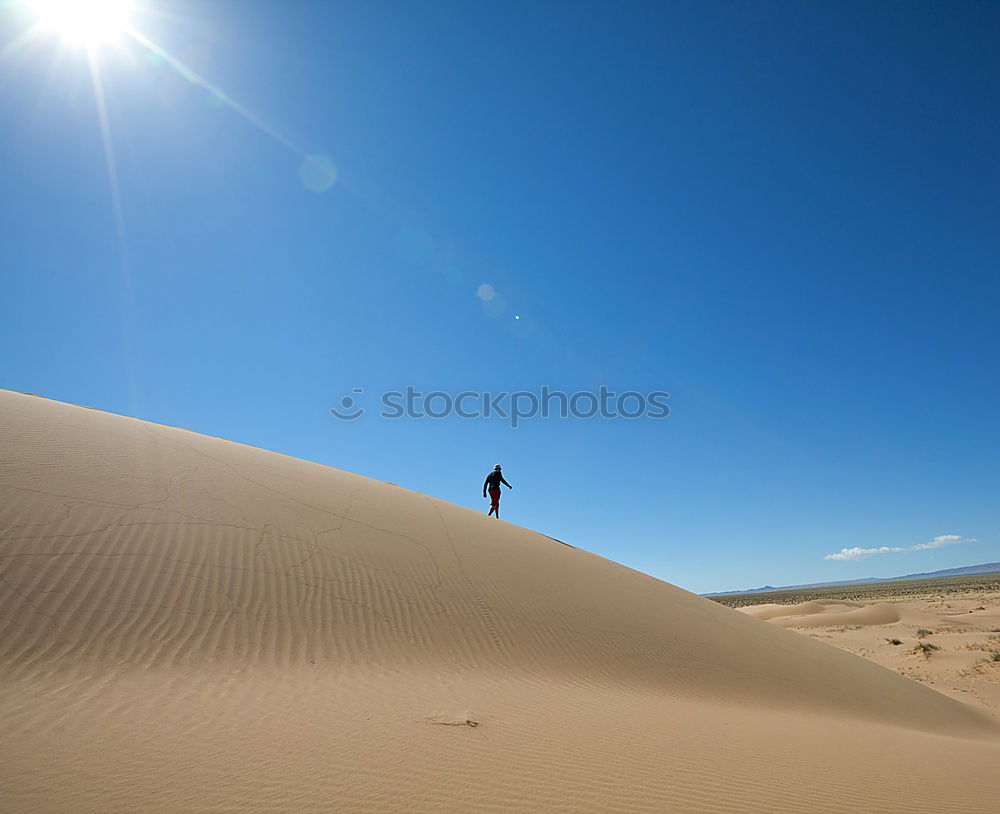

{"left": 1, "top": 389, "right": 998, "bottom": 812}
{"left": 742, "top": 592, "right": 1000, "bottom": 723}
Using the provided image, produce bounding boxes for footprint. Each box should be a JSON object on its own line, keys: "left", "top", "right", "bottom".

{"left": 425, "top": 715, "right": 479, "bottom": 728}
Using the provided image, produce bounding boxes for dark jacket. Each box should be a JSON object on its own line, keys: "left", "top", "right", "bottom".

{"left": 483, "top": 470, "right": 511, "bottom": 494}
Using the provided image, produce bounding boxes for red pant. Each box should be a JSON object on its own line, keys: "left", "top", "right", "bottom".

{"left": 488, "top": 487, "right": 501, "bottom": 507}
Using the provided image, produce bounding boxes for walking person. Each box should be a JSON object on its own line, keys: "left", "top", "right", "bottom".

{"left": 483, "top": 464, "right": 512, "bottom": 518}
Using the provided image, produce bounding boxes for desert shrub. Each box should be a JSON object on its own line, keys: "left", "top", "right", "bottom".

{"left": 915, "top": 628, "right": 933, "bottom": 638}
{"left": 886, "top": 638, "right": 903, "bottom": 646}
{"left": 913, "top": 642, "right": 939, "bottom": 657}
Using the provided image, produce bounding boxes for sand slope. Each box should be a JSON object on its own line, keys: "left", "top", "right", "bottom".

{"left": 1, "top": 390, "right": 998, "bottom": 812}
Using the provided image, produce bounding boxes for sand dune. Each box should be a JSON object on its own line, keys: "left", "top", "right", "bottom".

{"left": 2, "top": 390, "right": 999, "bottom": 812}
{"left": 740, "top": 599, "right": 978, "bottom": 629}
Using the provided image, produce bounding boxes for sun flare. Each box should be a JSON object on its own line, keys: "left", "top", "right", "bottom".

{"left": 30, "top": 0, "right": 132, "bottom": 45}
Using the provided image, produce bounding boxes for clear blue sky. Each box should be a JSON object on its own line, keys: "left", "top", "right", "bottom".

{"left": 2, "top": 0, "right": 998, "bottom": 593}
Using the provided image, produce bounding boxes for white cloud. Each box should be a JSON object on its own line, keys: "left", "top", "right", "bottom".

{"left": 823, "top": 535, "right": 976, "bottom": 562}
{"left": 910, "top": 534, "right": 965, "bottom": 551}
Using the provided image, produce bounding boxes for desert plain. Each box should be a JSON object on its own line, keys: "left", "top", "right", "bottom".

{"left": 713, "top": 573, "right": 1000, "bottom": 721}
{"left": 1, "top": 389, "right": 999, "bottom": 812}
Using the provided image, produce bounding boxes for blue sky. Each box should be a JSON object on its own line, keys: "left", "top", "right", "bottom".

{"left": 2, "top": 0, "right": 998, "bottom": 593}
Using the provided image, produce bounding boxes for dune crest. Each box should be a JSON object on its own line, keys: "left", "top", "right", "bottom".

{"left": 2, "top": 390, "right": 998, "bottom": 813}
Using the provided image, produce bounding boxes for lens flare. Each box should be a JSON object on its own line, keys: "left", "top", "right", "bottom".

{"left": 298, "top": 154, "right": 338, "bottom": 192}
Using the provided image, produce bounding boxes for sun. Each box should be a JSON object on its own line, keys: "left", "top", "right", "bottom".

{"left": 30, "top": 0, "right": 132, "bottom": 45}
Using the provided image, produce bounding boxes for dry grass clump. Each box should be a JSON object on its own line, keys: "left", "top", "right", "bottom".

{"left": 964, "top": 635, "right": 1000, "bottom": 652}
{"left": 913, "top": 641, "right": 940, "bottom": 657}
{"left": 915, "top": 628, "right": 933, "bottom": 638}
{"left": 960, "top": 657, "right": 1000, "bottom": 677}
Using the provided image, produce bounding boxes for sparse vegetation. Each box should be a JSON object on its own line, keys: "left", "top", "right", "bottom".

{"left": 961, "top": 657, "right": 999, "bottom": 677}
{"left": 913, "top": 641, "right": 940, "bottom": 657}
{"left": 915, "top": 628, "right": 933, "bottom": 638}
{"left": 886, "top": 638, "right": 903, "bottom": 646}
{"left": 967, "top": 636, "right": 1000, "bottom": 652}
{"left": 709, "top": 572, "right": 1000, "bottom": 609}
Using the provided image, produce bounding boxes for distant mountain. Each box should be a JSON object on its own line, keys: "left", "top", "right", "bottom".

{"left": 703, "top": 562, "right": 1000, "bottom": 597}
